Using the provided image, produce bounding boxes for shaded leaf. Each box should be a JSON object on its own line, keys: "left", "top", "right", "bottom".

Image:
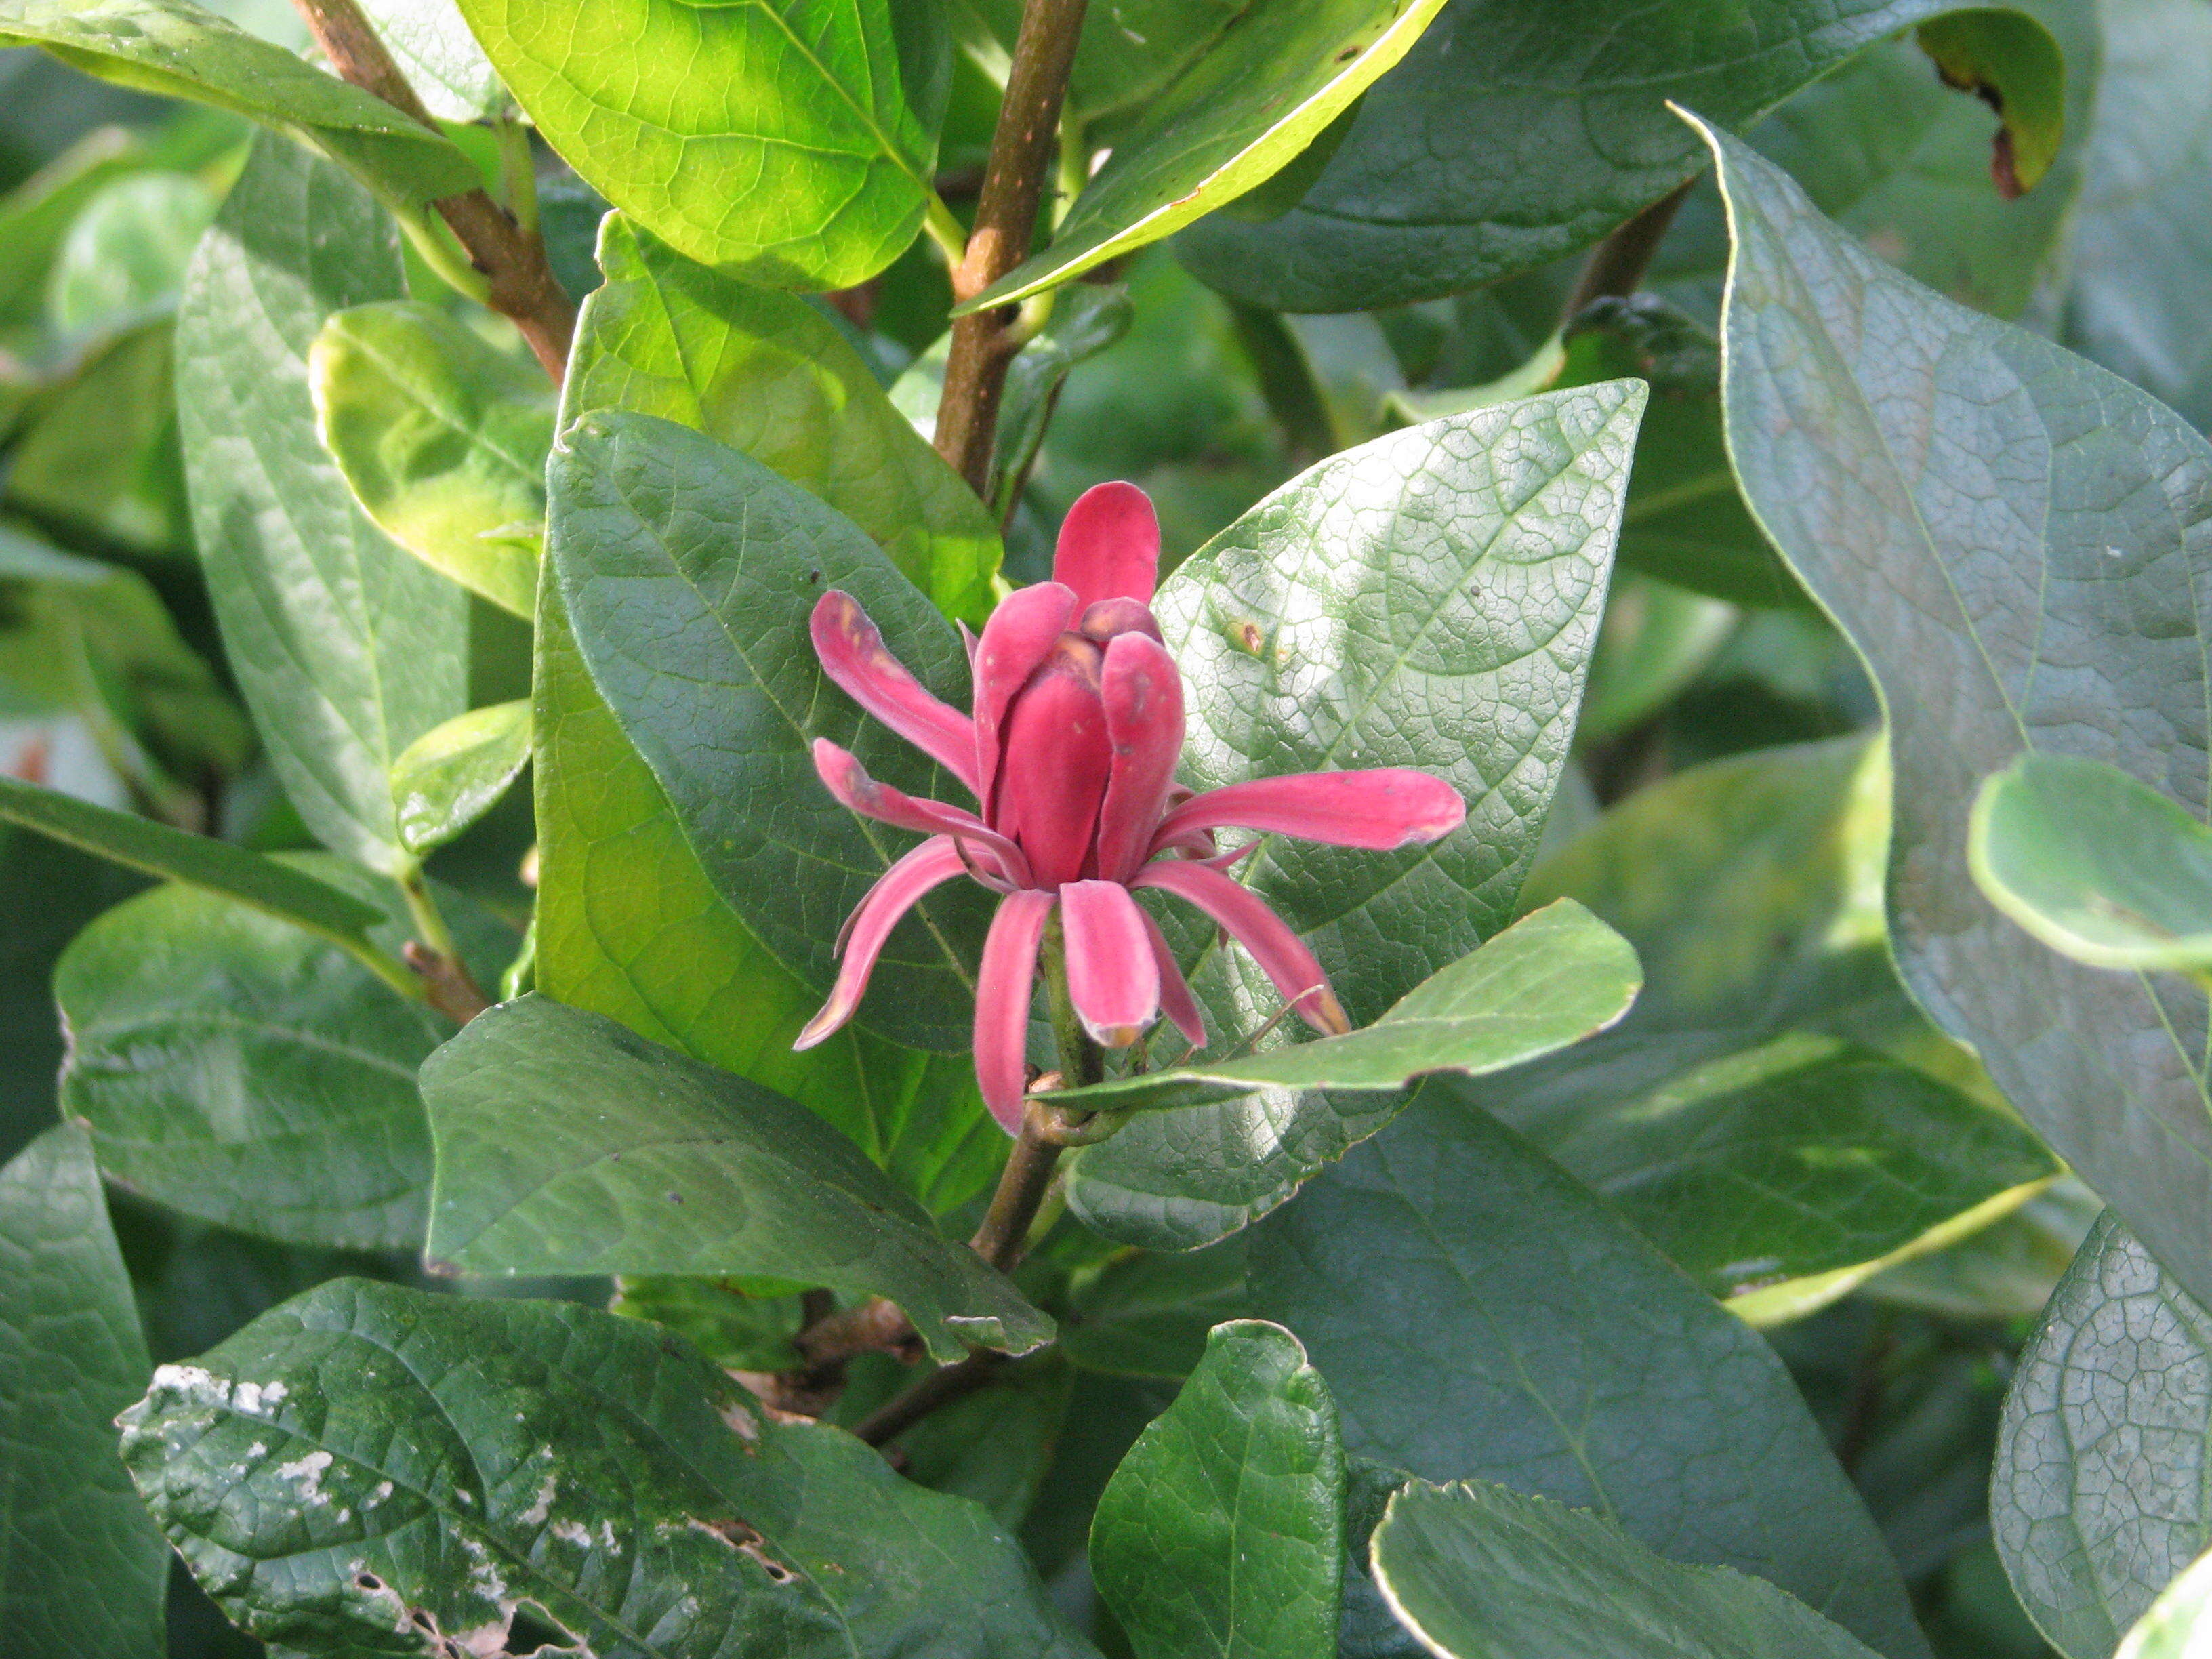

{"left": 1912, "top": 7, "right": 2067, "bottom": 195}
{"left": 391, "top": 698, "right": 531, "bottom": 858}
{"left": 1062, "top": 1237, "right": 1252, "bottom": 1381}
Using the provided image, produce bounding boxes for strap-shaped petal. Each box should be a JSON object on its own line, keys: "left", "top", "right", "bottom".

{"left": 1135, "top": 858, "right": 1349, "bottom": 1036}
{"left": 811, "top": 739, "right": 1030, "bottom": 888}
{"left": 1139, "top": 905, "right": 1207, "bottom": 1048}
{"left": 1093, "top": 631, "right": 1187, "bottom": 882}
{"left": 1053, "top": 480, "right": 1159, "bottom": 609}
{"left": 811, "top": 591, "right": 979, "bottom": 796}
{"left": 1060, "top": 880, "right": 1161, "bottom": 1050}
{"left": 973, "top": 580, "right": 1077, "bottom": 813}
{"left": 794, "top": 836, "right": 970, "bottom": 1050}
{"left": 995, "top": 633, "right": 1111, "bottom": 887}
{"left": 975, "top": 888, "right": 1056, "bottom": 1133}
{"left": 1151, "top": 769, "right": 1465, "bottom": 855}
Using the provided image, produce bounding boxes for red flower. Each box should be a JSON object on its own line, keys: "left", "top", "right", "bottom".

{"left": 797, "top": 482, "right": 1467, "bottom": 1132}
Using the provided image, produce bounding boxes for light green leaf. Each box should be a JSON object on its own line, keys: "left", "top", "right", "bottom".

{"left": 1065, "top": 387, "right": 1645, "bottom": 1250}
{"left": 2116, "top": 1547, "right": 2212, "bottom": 1659}
{"left": 7, "top": 323, "right": 190, "bottom": 554}
{"left": 456, "top": 0, "right": 944, "bottom": 288}
{"left": 0, "top": 1124, "right": 165, "bottom": 1659}
{"left": 421, "top": 994, "right": 1054, "bottom": 1360}
{"left": 1578, "top": 572, "right": 1738, "bottom": 740}
{"left": 45, "top": 168, "right": 216, "bottom": 338}
{"left": 119, "top": 1278, "right": 1099, "bottom": 1657}
{"left": 392, "top": 697, "right": 531, "bottom": 857}
{"left": 967, "top": 0, "right": 1448, "bottom": 311}
{"left": 1992, "top": 1214, "right": 2212, "bottom": 1659}
{"left": 1372, "top": 1479, "right": 1883, "bottom": 1659}
{"left": 547, "top": 409, "right": 995, "bottom": 1053}
{"left": 1972, "top": 753, "right": 2212, "bottom": 972}
{"left": 1249, "top": 1092, "right": 1931, "bottom": 1659}
{"left": 178, "top": 135, "right": 468, "bottom": 874}
{"left": 360, "top": 0, "right": 505, "bottom": 122}
{"left": 1092, "top": 1320, "right": 1344, "bottom": 1659}
{"left": 567, "top": 216, "right": 999, "bottom": 621}
{"left": 0, "top": 0, "right": 478, "bottom": 207}
{"left": 1699, "top": 112, "right": 2212, "bottom": 1307}
{"left": 1913, "top": 7, "right": 2067, "bottom": 194}
{"left": 1044, "top": 899, "right": 1638, "bottom": 1115}
{"left": 310, "top": 299, "right": 551, "bottom": 617}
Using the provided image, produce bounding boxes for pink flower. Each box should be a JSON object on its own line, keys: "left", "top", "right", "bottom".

{"left": 796, "top": 482, "right": 1467, "bottom": 1133}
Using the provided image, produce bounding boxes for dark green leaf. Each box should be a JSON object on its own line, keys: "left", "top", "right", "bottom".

{"left": 178, "top": 135, "right": 468, "bottom": 874}
{"left": 1249, "top": 1091, "right": 1930, "bottom": 1659}
{"left": 1700, "top": 114, "right": 2212, "bottom": 1306}
{"left": 391, "top": 698, "right": 532, "bottom": 857}
{"left": 421, "top": 994, "right": 1053, "bottom": 1360}
{"left": 0, "top": 1123, "right": 165, "bottom": 1658}
{"left": 1371, "top": 1479, "right": 1884, "bottom": 1659}
{"left": 1044, "top": 899, "right": 1639, "bottom": 1115}
{"left": 1092, "top": 1320, "right": 1344, "bottom": 1659}
{"left": 120, "top": 1278, "right": 1098, "bottom": 1657}
{"left": 1063, "top": 1237, "right": 1252, "bottom": 1381}
{"left": 968, "top": 0, "right": 1448, "bottom": 310}
{"left": 547, "top": 408, "right": 994, "bottom": 1052}
{"left": 310, "top": 299, "right": 550, "bottom": 618}
{"left": 1992, "top": 1214, "right": 2212, "bottom": 1659}
{"left": 873, "top": 1354, "right": 1073, "bottom": 1529}
{"left": 457, "top": 0, "right": 945, "bottom": 288}
{"left": 566, "top": 215, "right": 1000, "bottom": 622}
{"left": 1176, "top": 0, "right": 1953, "bottom": 313}
{"left": 609, "top": 1273, "right": 805, "bottom": 1372}
{"left": 963, "top": 0, "right": 1244, "bottom": 133}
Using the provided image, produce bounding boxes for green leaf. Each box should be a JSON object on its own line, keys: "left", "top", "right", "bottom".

{"left": 1971, "top": 753, "right": 2212, "bottom": 972}
{"left": 857, "top": 1351, "right": 1073, "bottom": 1528}
{"left": 0, "top": 0, "right": 478, "bottom": 208}
{"left": 120, "top": 1278, "right": 1099, "bottom": 1658}
{"left": 56, "top": 857, "right": 506, "bottom": 1249}
{"left": 1578, "top": 572, "right": 1737, "bottom": 739}
{"left": 547, "top": 409, "right": 995, "bottom": 1053}
{"left": 456, "top": 0, "right": 944, "bottom": 288}
{"left": 966, "top": 0, "right": 1448, "bottom": 311}
{"left": 1176, "top": 0, "right": 1955, "bottom": 313}
{"left": 1698, "top": 113, "right": 2212, "bottom": 1307}
{"left": 421, "top": 994, "right": 1054, "bottom": 1360}
{"left": 1248, "top": 1091, "right": 1931, "bottom": 1659}
{"left": 359, "top": 0, "right": 506, "bottom": 122}
{"left": 1065, "top": 387, "right": 1645, "bottom": 1250}
{"left": 1062, "top": 1237, "right": 1252, "bottom": 1381}
{"left": 1913, "top": 8, "right": 2067, "bottom": 194}
{"left": 567, "top": 216, "right": 1000, "bottom": 622}
{"left": 1091, "top": 1320, "right": 1345, "bottom": 1659}
{"left": 964, "top": 0, "right": 1245, "bottom": 133}
{"left": 1992, "top": 1213, "right": 2212, "bottom": 1659}
{"left": 45, "top": 168, "right": 216, "bottom": 338}
{"left": 310, "top": 299, "right": 551, "bottom": 618}
{"left": 1045, "top": 899, "right": 1639, "bottom": 1115}
{"left": 610, "top": 1273, "right": 806, "bottom": 1372}
{"left": 178, "top": 135, "right": 468, "bottom": 875}
{"left": 7, "top": 323, "right": 190, "bottom": 554}
{"left": 1370, "top": 1479, "right": 1884, "bottom": 1659}
{"left": 2116, "top": 1548, "right": 2212, "bottom": 1659}
{"left": 391, "top": 697, "right": 532, "bottom": 857}
{"left": 0, "top": 1124, "right": 165, "bottom": 1658}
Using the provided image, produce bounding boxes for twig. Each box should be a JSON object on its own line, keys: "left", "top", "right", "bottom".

{"left": 932, "top": 0, "right": 1091, "bottom": 498}
{"left": 1557, "top": 176, "right": 1698, "bottom": 327}
{"left": 855, "top": 1350, "right": 1006, "bottom": 1446}
{"left": 287, "top": 0, "right": 577, "bottom": 382}
{"left": 403, "top": 940, "right": 492, "bottom": 1023}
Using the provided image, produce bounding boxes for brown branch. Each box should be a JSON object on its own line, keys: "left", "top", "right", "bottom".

{"left": 855, "top": 1350, "right": 1006, "bottom": 1446}
{"left": 402, "top": 941, "right": 493, "bottom": 1023}
{"left": 1558, "top": 176, "right": 1698, "bottom": 328}
{"left": 289, "top": 0, "right": 577, "bottom": 383}
{"left": 932, "top": 0, "right": 1091, "bottom": 498}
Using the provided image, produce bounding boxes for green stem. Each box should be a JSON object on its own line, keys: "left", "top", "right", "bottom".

{"left": 395, "top": 860, "right": 457, "bottom": 959}
{"left": 496, "top": 118, "right": 539, "bottom": 234}
{"left": 924, "top": 192, "right": 968, "bottom": 267}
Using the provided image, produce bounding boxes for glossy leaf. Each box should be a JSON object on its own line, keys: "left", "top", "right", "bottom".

{"left": 0, "top": 0, "right": 478, "bottom": 207}
{"left": 0, "top": 1124, "right": 165, "bottom": 1659}
{"left": 2114, "top": 1547, "right": 2212, "bottom": 1659}
{"left": 178, "top": 136, "right": 467, "bottom": 874}
{"left": 567, "top": 216, "right": 999, "bottom": 621}
{"left": 1248, "top": 1091, "right": 1930, "bottom": 1659}
{"left": 421, "top": 994, "right": 1053, "bottom": 1361}
{"left": 1702, "top": 115, "right": 2212, "bottom": 1307}
{"left": 1044, "top": 899, "right": 1638, "bottom": 1115}
{"left": 391, "top": 697, "right": 532, "bottom": 857}
{"left": 968, "top": 0, "right": 1448, "bottom": 310}
{"left": 310, "top": 299, "right": 551, "bottom": 618}
{"left": 548, "top": 409, "right": 995, "bottom": 1052}
{"left": 1066, "top": 386, "right": 1644, "bottom": 1249}
{"left": 1972, "top": 753, "right": 2212, "bottom": 972}
{"left": 119, "top": 1279, "right": 1097, "bottom": 1657}
{"left": 1992, "top": 1214, "right": 2212, "bottom": 1659}
{"left": 455, "top": 0, "right": 943, "bottom": 288}
{"left": 1371, "top": 1479, "right": 1884, "bottom": 1659}
{"left": 1091, "top": 1320, "right": 1345, "bottom": 1659}
{"left": 1176, "top": 0, "right": 1954, "bottom": 313}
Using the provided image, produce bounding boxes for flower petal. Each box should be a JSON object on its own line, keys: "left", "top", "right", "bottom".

{"left": 1093, "top": 631, "right": 1186, "bottom": 882}
{"left": 975, "top": 888, "right": 1056, "bottom": 1133}
{"left": 811, "top": 591, "right": 979, "bottom": 796}
{"left": 995, "top": 632, "right": 1111, "bottom": 887}
{"left": 794, "top": 836, "right": 970, "bottom": 1050}
{"left": 1139, "top": 905, "right": 1206, "bottom": 1048}
{"left": 974, "top": 580, "right": 1077, "bottom": 813}
{"left": 1060, "top": 880, "right": 1161, "bottom": 1049}
{"left": 1078, "top": 597, "right": 1163, "bottom": 644}
{"left": 1151, "top": 769, "right": 1465, "bottom": 855}
{"left": 811, "top": 739, "right": 1031, "bottom": 888}
{"left": 1054, "top": 481, "right": 1159, "bottom": 609}
{"left": 1134, "top": 859, "right": 1350, "bottom": 1036}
